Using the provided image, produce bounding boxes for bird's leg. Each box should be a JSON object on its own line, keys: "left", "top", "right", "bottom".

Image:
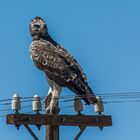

{"left": 43, "top": 87, "right": 52, "bottom": 103}
{"left": 46, "top": 84, "right": 62, "bottom": 114}
{"left": 45, "top": 87, "right": 53, "bottom": 113}
{"left": 50, "top": 84, "right": 62, "bottom": 114}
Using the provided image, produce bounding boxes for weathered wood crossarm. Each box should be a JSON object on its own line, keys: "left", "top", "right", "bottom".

{"left": 6, "top": 114, "right": 112, "bottom": 127}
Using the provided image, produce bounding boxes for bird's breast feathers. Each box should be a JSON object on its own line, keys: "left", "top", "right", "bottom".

{"left": 30, "top": 40, "right": 67, "bottom": 70}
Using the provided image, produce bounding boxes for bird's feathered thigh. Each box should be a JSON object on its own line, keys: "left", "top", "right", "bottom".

{"left": 30, "top": 39, "right": 97, "bottom": 104}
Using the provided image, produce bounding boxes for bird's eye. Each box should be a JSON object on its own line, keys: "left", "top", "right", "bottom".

{"left": 33, "top": 24, "right": 41, "bottom": 29}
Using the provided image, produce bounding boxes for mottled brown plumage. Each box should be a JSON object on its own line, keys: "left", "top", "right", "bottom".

{"left": 29, "top": 17, "right": 97, "bottom": 106}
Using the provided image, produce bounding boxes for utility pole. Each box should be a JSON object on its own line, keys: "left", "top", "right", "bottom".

{"left": 6, "top": 94, "right": 112, "bottom": 140}
{"left": 45, "top": 94, "right": 59, "bottom": 140}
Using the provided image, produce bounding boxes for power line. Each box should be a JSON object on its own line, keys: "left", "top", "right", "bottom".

{"left": 0, "top": 115, "right": 6, "bottom": 118}
{"left": 104, "top": 99, "right": 140, "bottom": 104}
{"left": 1, "top": 99, "right": 140, "bottom": 118}
{"left": 1, "top": 91, "right": 140, "bottom": 110}
{"left": 0, "top": 105, "right": 32, "bottom": 112}
{"left": 0, "top": 111, "right": 35, "bottom": 118}
{"left": 1, "top": 91, "right": 140, "bottom": 102}
{"left": 0, "top": 97, "right": 140, "bottom": 107}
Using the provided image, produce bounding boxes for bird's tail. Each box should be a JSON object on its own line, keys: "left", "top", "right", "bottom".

{"left": 84, "top": 84, "right": 97, "bottom": 105}
{"left": 69, "top": 77, "right": 97, "bottom": 105}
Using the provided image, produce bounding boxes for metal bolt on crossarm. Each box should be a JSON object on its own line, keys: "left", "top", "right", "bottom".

{"left": 12, "top": 94, "right": 21, "bottom": 114}
{"left": 32, "top": 95, "right": 42, "bottom": 114}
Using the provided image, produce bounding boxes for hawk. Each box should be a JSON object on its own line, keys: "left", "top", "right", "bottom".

{"left": 29, "top": 17, "right": 97, "bottom": 113}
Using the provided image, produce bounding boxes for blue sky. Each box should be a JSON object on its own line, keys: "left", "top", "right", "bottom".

{"left": 0, "top": 0, "right": 140, "bottom": 139}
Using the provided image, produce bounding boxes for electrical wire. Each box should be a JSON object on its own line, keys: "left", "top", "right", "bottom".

{"left": 1, "top": 97, "right": 140, "bottom": 118}
{"left": 1, "top": 91, "right": 140, "bottom": 115}
{"left": 0, "top": 111, "right": 35, "bottom": 118}
{"left": 1, "top": 91, "right": 140, "bottom": 101}
{"left": 0, "top": 115, "right": 6, "bottom": 118}
{"left": 1, "top": 91, "right": 140, "bottom": 103}
{"left": 2, "top": 92, "right": 140, "bottom": 106}
{"left": 0, "top": 105, "right": 32, "bottom": 112}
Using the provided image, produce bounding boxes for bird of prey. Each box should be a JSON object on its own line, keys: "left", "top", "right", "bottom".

{"left": 29, "top": 16, "right": 97, "bottom": 113}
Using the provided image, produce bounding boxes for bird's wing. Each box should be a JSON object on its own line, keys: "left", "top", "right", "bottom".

{"left": 56, "top": 45, "right": 87, "bottom": 82}
{"left": 30, "top": 39, "right": 87, "bottom": 82}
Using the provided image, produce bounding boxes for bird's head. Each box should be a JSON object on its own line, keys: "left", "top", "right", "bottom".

{"left": 30, "top": 16, "right": 48, "bottom": 40}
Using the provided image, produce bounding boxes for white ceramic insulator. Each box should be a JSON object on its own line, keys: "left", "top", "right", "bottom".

{"left": 12, "top": 94, "right": 21, "bottom": 111}
{"left": 94, "top": 96, "right": 104, "bottom": 113}
{"left": 74, "top": 96, "right": 83, "bottom": 112}
{"left": 32, "top": 95, "right": 42, "bottom": 112}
